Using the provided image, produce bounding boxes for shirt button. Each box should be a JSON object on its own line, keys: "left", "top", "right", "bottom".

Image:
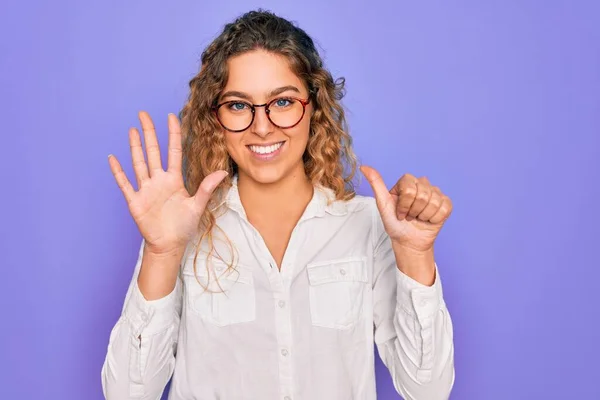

{"left": 278, "top": 300, "right": 286, "bottom": 308}
{"left": 281, "top": 349, "right": 289, "bottom": 357}
{"left": 339, "top": 268, "right": 346, "bottom": 275}
{"left": 420, "top": 299, "right": 428, "bottom": 306}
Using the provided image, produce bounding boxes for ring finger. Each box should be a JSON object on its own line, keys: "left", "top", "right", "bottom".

{"left": 129, "top": 127, "right": 149, "bottom": 189}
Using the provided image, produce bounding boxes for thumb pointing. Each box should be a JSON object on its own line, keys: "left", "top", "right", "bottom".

{"left": 360, "top": 165, "right": 391, "bottom": 210}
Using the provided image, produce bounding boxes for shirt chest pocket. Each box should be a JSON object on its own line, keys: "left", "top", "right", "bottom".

{"left": 182, "top": 259, "right": 256, "bottom": 327}
{"left": 306, "top": 256, "right": 369, "bottom": 330}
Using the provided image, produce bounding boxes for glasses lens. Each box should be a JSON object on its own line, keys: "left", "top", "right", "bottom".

{"left": 268, "top": 98, "right": 304, "bottom": 128}
{"left": 217, "top": 101, "right": 253, "bottom": 131}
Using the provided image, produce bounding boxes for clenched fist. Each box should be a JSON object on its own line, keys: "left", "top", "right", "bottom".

{"left": 360, "top": 165, "right": 453, "bottom": 253}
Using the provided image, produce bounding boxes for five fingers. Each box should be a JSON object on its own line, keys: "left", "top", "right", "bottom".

{"left": 109, "top": 112, "right": 182, "bottom": 199}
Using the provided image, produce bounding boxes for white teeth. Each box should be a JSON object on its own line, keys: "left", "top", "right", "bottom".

{"left": 249, "top": 142, "right": 283, "bottom": 155}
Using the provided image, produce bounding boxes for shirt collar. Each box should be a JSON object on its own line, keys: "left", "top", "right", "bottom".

{"left": 219, "top": 174, "right": 348, "bottom": 221}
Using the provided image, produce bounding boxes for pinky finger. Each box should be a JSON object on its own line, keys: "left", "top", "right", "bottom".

{"left": 108, "top": 154, "right": 135, "bottom": 204}
{"left": 429, "top": 196, "right": 453, "bottom": 224}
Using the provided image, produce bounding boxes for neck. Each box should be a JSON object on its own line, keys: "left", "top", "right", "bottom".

{"left": 237, "top": 166, "right": 314, "bottom": 220}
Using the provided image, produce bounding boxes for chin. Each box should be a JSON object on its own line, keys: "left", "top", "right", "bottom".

{"left": 245, "top": 165, "right": 288, "bottom": 185}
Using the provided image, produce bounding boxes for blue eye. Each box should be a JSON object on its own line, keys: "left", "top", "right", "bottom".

{"left": 273, "top": 98, "right": 293, "bottom": 108}
{"left": 228, "top": 102, "right": 248, "bottom": 111}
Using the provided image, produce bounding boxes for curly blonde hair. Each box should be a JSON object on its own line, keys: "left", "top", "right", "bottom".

{"left": 179, "top": 10, "right": 359, "bottom": 285}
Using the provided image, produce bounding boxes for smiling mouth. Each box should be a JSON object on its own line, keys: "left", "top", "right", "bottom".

{"left": 247, "top": 141, "right": 285, "bottom": 156}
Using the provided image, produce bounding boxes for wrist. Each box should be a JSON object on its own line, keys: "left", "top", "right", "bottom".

{"left": 391, "top": 242, "right": 436, "bottom": 286}
{"left": 138, "top": 244, "right": 184, "bottom": 301}
{"left": 144, "top": 241, "right": 186, "bottom": 259}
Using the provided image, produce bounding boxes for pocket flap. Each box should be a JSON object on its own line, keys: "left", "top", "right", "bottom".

{"left": 307, "top": 256, "right": 368, "bottom": 285}
{"left": 182, "top": 257, "right": 253, "bottom": 285}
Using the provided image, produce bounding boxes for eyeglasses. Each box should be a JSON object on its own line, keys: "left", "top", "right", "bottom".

{"left": 213, "top": 96, "right": 311, "bottom": 133}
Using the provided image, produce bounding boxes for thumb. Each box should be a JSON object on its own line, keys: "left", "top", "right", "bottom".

{"left": 194, "top": 170, "right": 229, "bottom": 212}
{"left": 360, "top": 165, "right": 392, "bottom": 210}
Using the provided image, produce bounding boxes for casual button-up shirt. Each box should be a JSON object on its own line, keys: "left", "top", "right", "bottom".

{"left": 101, "top": 178, "right": 455, "bottom": 399}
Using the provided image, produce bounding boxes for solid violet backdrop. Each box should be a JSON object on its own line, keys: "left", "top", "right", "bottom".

{"left": 1, "top": 0, "right": 598, "bottom": 399}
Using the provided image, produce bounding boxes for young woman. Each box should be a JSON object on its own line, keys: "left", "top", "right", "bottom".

{"left": 102, "top": 10, "right": 455, "bottom": 400}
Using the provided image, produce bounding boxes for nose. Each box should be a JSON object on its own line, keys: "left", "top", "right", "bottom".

{"left": 250, "top": 105, "right": 274, "bottom": 138}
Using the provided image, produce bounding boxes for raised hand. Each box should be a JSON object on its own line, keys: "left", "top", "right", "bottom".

{"left": 108, "top": 111, "right": 228, "bottom": 256}
{"left": 360, "top": 165, "right": 453, "bottom": 253}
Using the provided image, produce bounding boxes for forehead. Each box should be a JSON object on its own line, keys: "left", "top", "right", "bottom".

{"left": 223, "top": 49, "right": 306, "bottom": 96}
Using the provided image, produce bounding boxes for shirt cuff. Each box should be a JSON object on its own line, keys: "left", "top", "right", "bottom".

{"left": 396, "top": 263, "right": 444, "bottom": 322}
{"left": 123, "top": 278, "right": 181, "bottom": 337}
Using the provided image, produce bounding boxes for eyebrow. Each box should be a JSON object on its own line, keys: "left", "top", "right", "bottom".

{"left": 220, "top": 85, "right": 301, "bottom": 102}
{"left": 268, "top": 85, "right": 301, "bottom": 97}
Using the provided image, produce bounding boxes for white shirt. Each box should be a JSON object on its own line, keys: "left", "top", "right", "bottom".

{"left": 101, "top": 178, "right": 455, "bottom": 399}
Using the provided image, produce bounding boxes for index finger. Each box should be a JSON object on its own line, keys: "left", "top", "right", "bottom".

{"left": 393, "top": 177, "right": 418, "bottom": 219}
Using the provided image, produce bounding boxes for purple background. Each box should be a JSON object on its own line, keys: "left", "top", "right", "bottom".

{"left": 1, "top": 1, "right": 599, "bottom": 399}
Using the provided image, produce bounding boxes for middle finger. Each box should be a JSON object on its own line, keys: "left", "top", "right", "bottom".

{"left": 139, "top": 111, "right": 163, "bottom": 176}
{"left": 407, "top": 179, "right": 432, "bottom": 218}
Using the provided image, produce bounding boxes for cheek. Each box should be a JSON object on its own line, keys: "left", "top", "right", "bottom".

{"left": 291, "top": 118, "right": 311, "bottom": 145}
{"left": 224, "top": 133, "right": 244, "bottom": 158}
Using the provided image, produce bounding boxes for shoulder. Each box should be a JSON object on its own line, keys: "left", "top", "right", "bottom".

{"left": 326, "top": 193, "right": 380, "bottom": 231}
{"left": 341, "top": 194, "right": 386, "bottom": 242}
{"left": 326, "top": 194, "right": 385, "bottom": 249}
{"left": 316, "top": 186, "right": 376, "bottom": 217}
{"left": 343, "top": 193, "right": 377, "bottom": 214}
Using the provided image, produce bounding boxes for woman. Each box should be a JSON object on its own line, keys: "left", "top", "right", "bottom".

{"left": 102, "top": 10, "right": 455, "bottom": 400}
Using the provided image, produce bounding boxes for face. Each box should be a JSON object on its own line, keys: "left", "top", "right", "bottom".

{"left": 217, "top": 49, "right": 312, "bottom": 185}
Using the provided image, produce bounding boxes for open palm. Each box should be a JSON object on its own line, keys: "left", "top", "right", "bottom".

{"left": 108, "top": 111, "right": 227, "bottom": 255}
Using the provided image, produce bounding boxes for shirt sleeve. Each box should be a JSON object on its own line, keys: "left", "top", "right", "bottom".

{"left": 370, "top": 204, "right": 455, "bottom": 400}
{"left": 101, "top": 239, "right": 183, "bottom": 399}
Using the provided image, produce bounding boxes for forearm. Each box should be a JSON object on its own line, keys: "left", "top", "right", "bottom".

{"left": 102, "top": 311, "right": 179, "bottom": 399}
{"left": 379, "top": 265, "right": 455, "bottom": 399}
{"left": 103, "top": 272, "right": 182, "bottom": 399}
{"left": 381, "top": 303, "right": 455, "bottom": 400}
